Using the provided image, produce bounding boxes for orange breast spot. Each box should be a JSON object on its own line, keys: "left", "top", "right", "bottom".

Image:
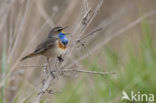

{"left": 58, "top": 41, "right": 67, "bottom": 50}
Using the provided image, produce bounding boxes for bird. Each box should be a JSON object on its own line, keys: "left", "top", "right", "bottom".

{"left": 20, "top": 26, "right": 69, "bottom": 62}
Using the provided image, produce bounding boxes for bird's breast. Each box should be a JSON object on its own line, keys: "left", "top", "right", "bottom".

{"left": 42, "top": 41, "right": 66, "bottom": 58}
{"left": 58, "top": 41, "right": 67, "bottom": 50}
{"left": 56, "top": 41, "right": 67, "bottom": 55}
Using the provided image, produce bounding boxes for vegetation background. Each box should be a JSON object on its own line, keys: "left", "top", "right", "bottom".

{"left": 0, "top": 0, "right": 156, "bottom": 103}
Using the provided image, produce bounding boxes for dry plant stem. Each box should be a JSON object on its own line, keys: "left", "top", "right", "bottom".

{"left": 20, "top": 65, "right": 45, "bottom": 68}
{"left": 57, "top": 69, "right": 115, "bottom": 76}
{"left": 20, "top": 65, "right": 115, "bottom": 75}
{"left": 77, "top": 27, "right": 103, "bottom": 43}
{"left": 35, "top": 76, "right": 54, "bottom": 103}
{"left": 80, "top": 0, "right": 103, "bottom": 34}
{"left": 34, "top": 61, "right": 55, "bottom": 103}
{"left": 82, "top": 0, "right": 91, "bottom": 25}
{"left": 80, "top": 0, "right": 103, "bottom": 41}
{"left": 34, "top": 55, "right": 112, "bottom": 103}
{"left": 83, "top": 0, "right": 89, "bottom": 12}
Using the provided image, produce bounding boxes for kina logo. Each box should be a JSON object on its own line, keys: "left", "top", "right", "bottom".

{"left": 121, "top": 91, "right": 154, "bottom": 102}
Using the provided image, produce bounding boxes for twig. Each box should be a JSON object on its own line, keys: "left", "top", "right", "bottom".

{"left": 82, "top": 0, "right": 91, "bottom": 25}
{"left": 20, "top": 65, "right": 44, "bottom": 68}
{"left": 60, "top": 69, "right": 116, "bottom": 75}
{"left": 35, "top": 76, "right": 54, "bottom": 103}
{"left": 77, "top": 27, "right": 103, "bottom": 43}
{"left": 20, "top": 64, "right": 115, "bottom": 75}
{"left": 80, "top": 0, "right": 103, "bottom": 36}
{"left": 34, "top": 60, "right": 55, "bottom": 103}
{"left": 83, "top": 0, "right": 89, "bottom": 12}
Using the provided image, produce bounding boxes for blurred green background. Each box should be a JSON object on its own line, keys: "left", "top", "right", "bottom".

{"left": 0, "top": 0, "right": 156, "bottom": 103}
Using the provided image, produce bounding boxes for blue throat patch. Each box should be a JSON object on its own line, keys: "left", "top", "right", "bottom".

{"left": 58, "top": 32, "right": 68, "bottom": 45}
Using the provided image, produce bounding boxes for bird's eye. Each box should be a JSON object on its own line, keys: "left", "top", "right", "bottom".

{"left": 58, "top": 29, "right": 62, "bottom": 32}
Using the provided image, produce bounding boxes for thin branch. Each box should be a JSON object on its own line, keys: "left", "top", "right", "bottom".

{"left": 82, "top": 8, "right": 91, "bottom": 25}
{"left": 20, "top": 65, "right": 115, "bottom": 75}
{"left": 34, "top": 59, "right": 55, "bottom": 103}
{"left": 80, "top": 0, "right": 103, "bottom": 35}
{"left": 77, "top": 27, "right": 103, "bottom": 43}
{"left": 20, "top": 65, "right": 44, "bottom": 68}
{"left": 34, "top": 76, "right": 54, "bottom": 103}
{"left": 83, "top": 0, "right": 89, "bottom": 12}
{"left": 61, "top": 69, "right": 116, "bottom": 75}
{"left": 82, "top": 0, "right": 91, "bottom": 25}
{"left": 28, "top": 61, "right": 115, "bottom": 103}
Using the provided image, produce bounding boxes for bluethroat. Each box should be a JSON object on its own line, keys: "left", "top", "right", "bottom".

{"left": 20, "top": 26, "right": 69, "bottom": 62}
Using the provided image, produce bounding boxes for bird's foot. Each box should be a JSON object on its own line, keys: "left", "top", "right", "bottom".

{"left": 57, "top": 56, "right": 64, "bottom": 62}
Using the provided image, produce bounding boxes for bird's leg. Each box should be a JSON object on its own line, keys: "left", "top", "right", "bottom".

{"left": 57, "top": 55, "right": 66, "bottom": 76}
{"left": 57, "top": 55, "right": 64, "bottom": 62}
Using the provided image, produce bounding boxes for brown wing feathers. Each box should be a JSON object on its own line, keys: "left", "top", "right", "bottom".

{"left": 20, "top": 52, "right": 37, "bottom": 61}
{"left": 20, "top": 37, "right": 58, "bottom": 61}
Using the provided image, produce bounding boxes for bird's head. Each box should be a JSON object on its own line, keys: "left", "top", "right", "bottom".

{"left": 48, "top": 26, "right": 69, "bottom": 45}
{"left": 48, "top": 26, "right": 68, "bottom": 38}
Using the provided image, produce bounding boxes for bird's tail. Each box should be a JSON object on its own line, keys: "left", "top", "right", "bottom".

{"left": 20, "top": 52, "right": 36, "bottom": 61}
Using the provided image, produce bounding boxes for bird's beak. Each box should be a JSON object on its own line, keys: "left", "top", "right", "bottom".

{"left": 62, "top": 30, "right": 66, "bottom": 34}
{"left": 61, "top": 26, "right": 68, "bottom": 34}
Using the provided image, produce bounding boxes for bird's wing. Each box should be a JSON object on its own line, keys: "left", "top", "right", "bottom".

{"left": 34, "top": 37, "right": 58, "bottom": 54}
